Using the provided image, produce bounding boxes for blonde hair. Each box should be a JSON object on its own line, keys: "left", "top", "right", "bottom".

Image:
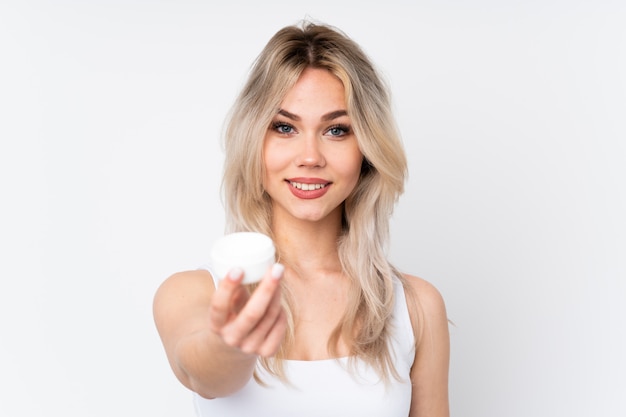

{"left": 221, "top": 21, "right": 409, "bottom": 382}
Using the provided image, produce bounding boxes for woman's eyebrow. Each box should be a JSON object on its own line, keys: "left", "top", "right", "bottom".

{"left": 321, "top": 110, "right": 348, "bottom": 121}
{"left": 277, "top": 109, "right": 300, "bottom": 121}
{"left": 276, "top": 109, "right": 348, "bottom": 122}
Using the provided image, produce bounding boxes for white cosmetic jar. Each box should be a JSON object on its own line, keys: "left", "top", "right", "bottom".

{"left": 210, "top": 232, "right": 276, "bottom": 284}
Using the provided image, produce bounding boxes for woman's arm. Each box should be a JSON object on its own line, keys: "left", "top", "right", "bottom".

{"left": 152, "top": 266, "right": 286, "bottom": 399}
{"left": 404, "top": 274, "right": 450, "bottom": 417}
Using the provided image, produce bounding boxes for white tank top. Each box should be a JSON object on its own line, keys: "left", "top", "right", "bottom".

{"left": 193, "top": 266, "right": 415, "bottom": 417}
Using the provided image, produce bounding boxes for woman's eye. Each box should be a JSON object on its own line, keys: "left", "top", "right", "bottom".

{"left": 326, "top": 125, "right": 351, "bottom": 137}
{"left": 272, "top": 122, "right": 295, "bottom": 134}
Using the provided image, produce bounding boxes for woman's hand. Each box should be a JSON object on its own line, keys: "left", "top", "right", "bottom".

{"left": 153, "top": 265, "right": 286, "bottom": 398}
{"left": 208, "top": 263, "right": 287, "bottom": 357}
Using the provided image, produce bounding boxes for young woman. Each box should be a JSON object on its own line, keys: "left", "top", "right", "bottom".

{"left": 153, "top": 21, "right": 450, "bottom": 417}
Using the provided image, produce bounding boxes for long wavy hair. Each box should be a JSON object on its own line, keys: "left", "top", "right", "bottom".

{"left": 220, "top": 21, "right": 410, "bottom": 382}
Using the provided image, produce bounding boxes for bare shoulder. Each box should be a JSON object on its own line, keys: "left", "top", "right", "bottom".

{"left": 154, "top": 269, "right": 215, "bottom": 309}
{"left": 156, "top": 268, "right": 215, "bottom": 294}
{"left": 401, "top": 273, "right": 447, "bottom": 313}
{"left": 400, "top": 273, "right": 449, "bottom": 345}
{"left": 402, "top": 274, "right": 450, "bottom": 415}
{"left": 153, "top": 269, "right": 216, "bottom": 338}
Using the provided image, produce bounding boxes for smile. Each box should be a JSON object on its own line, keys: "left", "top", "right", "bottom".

{"left": 289, "top": 181, "right": 328, "bottom": 191}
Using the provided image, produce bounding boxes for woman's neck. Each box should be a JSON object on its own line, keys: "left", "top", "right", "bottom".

{"left": 271, "top": 210, "right": 344, "bottom": 276}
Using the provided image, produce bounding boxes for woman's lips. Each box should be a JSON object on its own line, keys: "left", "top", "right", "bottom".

{"left": 286, "top": 179, "right": 331, "bottom": 199}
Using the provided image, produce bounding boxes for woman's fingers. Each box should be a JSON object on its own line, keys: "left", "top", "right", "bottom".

{"left": 234, "top": 264, "right": 283, "bottom": 326}
{"left": 218, "top": 264, "right": 285, "bottom": 350}
{"left": 208, "top": 268, "right": 245, "bottom": 331}
{"left": 257, "top": 309, "right": 288, "bottom": 357}
{"left": 239, "top": 283, "right": 286, "bottom": 354}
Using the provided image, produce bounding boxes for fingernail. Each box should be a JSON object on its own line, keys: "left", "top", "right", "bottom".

{"left": 228, "top": 267, "right": 243, "bottom": 281}
{"left": 270, "top": 263, "right": 284, "bottom": 280}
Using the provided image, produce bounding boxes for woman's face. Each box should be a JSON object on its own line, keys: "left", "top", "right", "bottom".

{"left": 263, "top": 67, "right": 363, "bottom": 225}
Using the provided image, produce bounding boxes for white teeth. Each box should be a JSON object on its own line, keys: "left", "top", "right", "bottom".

{"left": 290, "top": 181, "right": 327, "bottom": 191}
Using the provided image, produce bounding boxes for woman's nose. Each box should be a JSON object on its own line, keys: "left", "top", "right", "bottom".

{"left": 295, "top": 135, "right": 326, "bottom": 167}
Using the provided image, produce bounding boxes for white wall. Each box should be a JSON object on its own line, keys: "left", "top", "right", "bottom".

{"left": 1, "top": 1, "right": 624, "bottom": 416}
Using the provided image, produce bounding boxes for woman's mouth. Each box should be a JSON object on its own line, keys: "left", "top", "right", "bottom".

{"left": 286, "top": 179, "right": 332, "bottom": 199}
{"left": 288, "top": 181, "right": 328, "bottom": 191}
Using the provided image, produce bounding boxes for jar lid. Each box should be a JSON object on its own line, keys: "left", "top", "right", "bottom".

{"left": 210, "top": 232, "right": 275, "bottom": 283}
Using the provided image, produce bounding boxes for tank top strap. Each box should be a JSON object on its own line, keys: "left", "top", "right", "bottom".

{"left": 198, "top": 263, "right": 219, "bottom": 287}
{"left": 390, "top": 277, "right": 416, "bottom": 370}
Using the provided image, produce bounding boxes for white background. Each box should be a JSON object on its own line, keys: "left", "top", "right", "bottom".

{"left": 1, "top": 1, "right": 624, "bottom": 416}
